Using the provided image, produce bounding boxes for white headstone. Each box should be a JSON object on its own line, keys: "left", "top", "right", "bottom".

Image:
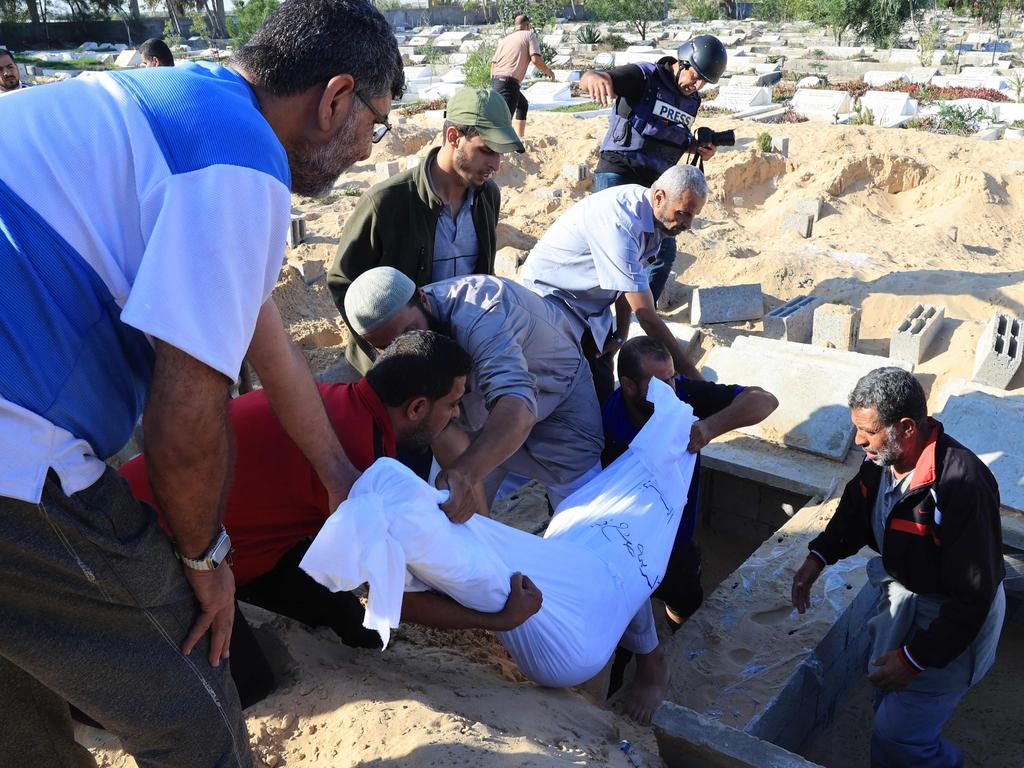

{"left": 522, "top": 81, "right": 572, "bottom": 102}
{"left": 796, "top": 76, "right": 822, "bottom": 88}
{"left": 114, "top": 49, "right": 141, "bottom": 68}
{"left": 863, "top": 70, "right": 909, "bottom": 87}
{"left": 441, "top": 67, "right": 466, "bottom": 83}
{"left": 712, "top": 85, "right": 773, "bottom": 112}
{"left": 791, "top": 89, "right": 851, "bottom": 122}
{"left": 858, "top": 91, "right": 917, "bottom": 126}
{"left": 403, "top": 65, "right": 433, "bottom": 80}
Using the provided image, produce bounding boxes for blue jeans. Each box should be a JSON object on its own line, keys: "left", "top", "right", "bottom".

{"left": 593, "top": 171, "right": 676, "bottom": 303}
{"left": 871, "top": 688, "right": 966, "bottom": 768}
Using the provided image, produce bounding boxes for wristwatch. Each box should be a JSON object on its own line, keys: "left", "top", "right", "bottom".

{"left": 176, "top": 527, "right": 232, "bottom": 571}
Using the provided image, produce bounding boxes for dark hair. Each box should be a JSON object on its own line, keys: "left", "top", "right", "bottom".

{"left": 232, "top": 0, "right": 405, "bottom": 99}
{"left": 0, "top": 48, "right": 14, "bottom": 62}
{"left": 848, "top": 367, "right": 928, "bottom": 428}
{"left": 618, "top": 336, "right": 671, "bottom": 383}
{"left": 366, "top": 330, "right": 472, "bottom": 407}
{"left": 138, "top": 38, "right": 175, "bottom": 67}
{"left": 442, "top": 120, "right": 481, "bottom": 140}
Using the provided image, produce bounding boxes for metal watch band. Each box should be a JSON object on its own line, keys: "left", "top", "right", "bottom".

{"left": 176, "top": 527, "right": 232, "bottom": 572}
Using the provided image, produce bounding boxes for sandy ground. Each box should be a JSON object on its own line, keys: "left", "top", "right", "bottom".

{"left": 88, "top": 109, "right": 1024, "bottom": 766}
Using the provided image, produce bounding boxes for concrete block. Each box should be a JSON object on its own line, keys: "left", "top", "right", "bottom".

{"left": 287, "top": 257, "right": 324, "bottom": 285}
{"left": 971, "top": 313, "right": 1023, "bottom": 389}
{"left": 811, "top": 303, "right": 861, "bottom": 352}
{"left": 374, "top": 161, "right": 400, "bottom": 183}
{"left": 406, "top": 155, "right": 422, "bottom": 170}
{"left": 625, "top": 318, "right": 699, "bottom": 350}
{"left": 287, "top": 214, "right": 306, "bottom": 249}
{"left": 494, "top": 246, "right": 528, "bottom": 279}
{"left": 114, "top": 49, "right": 141, "bottom": 68}
{"left": 792, "top": 198, "right": 824, "bottom": 222}
{"left": 946, "top": 226, "right": 958, "bottom": 242}
{"left": 763, "top": 295, "right": 823, "bottom": 343}
{"left": 771, "top": 136, "right": 790, "bottom": 156}
{"left": 691, "top": 283, "right": 764, "bottom": 326}
{"left": 889, "top": 303, "right": 945, "bottom": 364}
{"left": 653, "top": 702, "right": 825, "bottom": 768}
{"left": 1008, "top": 160, "right": 1024, "bottom": 176}
{"left": 703, "top": 335, "right": 910, "bottom": 459}
{"left": 561, "top": 162, "right": 587, "bottom": 182}
{"left": 783, "top": 212, "right": 813, "bottom": 238}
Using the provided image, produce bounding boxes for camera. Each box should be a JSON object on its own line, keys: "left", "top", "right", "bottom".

{"left": 695, "top": 126, "right": 736, "bottom": 147}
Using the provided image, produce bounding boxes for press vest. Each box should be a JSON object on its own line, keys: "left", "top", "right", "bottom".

{"left": 599, "top": 60, "right": 700, "bottom": 179}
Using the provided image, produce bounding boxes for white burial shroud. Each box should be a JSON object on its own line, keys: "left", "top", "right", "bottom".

{"left": 300, "top": 378, "right": 698, "bottom": 687}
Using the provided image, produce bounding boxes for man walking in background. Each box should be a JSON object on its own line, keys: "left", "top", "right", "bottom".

{"left": 491, "top": 14, "right": 555, "bottom": 137}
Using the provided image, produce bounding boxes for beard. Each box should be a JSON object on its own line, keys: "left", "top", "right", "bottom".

{"left": 286, "top": 112, "right": 363, "bottom": 198}
{"left": 868, "top": 427, "right": 903, "bottom": 467}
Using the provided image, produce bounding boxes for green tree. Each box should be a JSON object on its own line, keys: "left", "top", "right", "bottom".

{"left": 497, "top": 0, "right": 561, "bottom": 29}
{"left": 587, "top": 0, "right": 669, "bottom": 40}
{"left": 230, "top": 0, "right": 278, "bottom": 46}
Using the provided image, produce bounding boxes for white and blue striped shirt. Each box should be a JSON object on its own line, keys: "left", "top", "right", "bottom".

{"left": 0, "top": 61, "right": 292, "bottom": 503}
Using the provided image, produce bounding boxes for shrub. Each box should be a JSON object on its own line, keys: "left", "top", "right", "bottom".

{"left": 463, "top": 42, "right": 498, "bottom": 88}
{"left": 934, "top": 103, "right": 987, "bottom": 135}
{"left": 757, "top": 132, "right": 773, "bottom": 152}
{"left": 576, "top": 24, "right": 602, "bottom": 44}
{"left": 917, "top": 23, "right": 940, "bottom": 67}
{"left": 603, "top": 33, "right": 629, "bottom": 51}
{"left": 848, "top": 101, "right": 875, "bottom": 125}
{"left": 688, "top": 0, "right": 720, "bottom": 22}
{"left": 230, "top": 0, "right": 278, "bottom": 46}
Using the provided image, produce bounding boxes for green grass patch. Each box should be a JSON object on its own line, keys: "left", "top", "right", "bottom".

{"left": 550, "top": 101, "right": 602, "bottom": 113}
{"left": 16, "top": 54, "right": 112, "bottom": 71}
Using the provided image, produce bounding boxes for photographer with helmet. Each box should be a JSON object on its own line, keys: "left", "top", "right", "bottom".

{"left": 580, "top": 35, "right": 728, "bottom": 302}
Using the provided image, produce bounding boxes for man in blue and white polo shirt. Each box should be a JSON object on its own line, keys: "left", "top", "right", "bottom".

{"left": 0, "top": 0, "right": 403, "bottom": 765}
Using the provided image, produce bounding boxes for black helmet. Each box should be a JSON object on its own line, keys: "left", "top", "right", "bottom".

{"left": 676, "top": 35, "right": 728, "bottom": 85}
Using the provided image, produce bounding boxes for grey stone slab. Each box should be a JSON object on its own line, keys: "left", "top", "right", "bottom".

{"left": 763, "top": 295, "right": 824, "bottom": 343}
{"left": 654, "top": 703, "right": 826, "bottom": 768}
{"left": 701, "top": 433, "right": 861, "bottom": 498}
{"left": 771, "top": 136, "right": 790, "bottom": 156}
{"left": 692, "top": 283, "right": 764, "bottom": 325}
{"left": 703, "top": 335, "right": 908, "bottom": 459}
{"left": 812, "top": 303, "right": 860, "bottom": 352}
{"left": 935, "top": 379, "right": 1024, "bottom": 516}
{"left": 890, "top": 303, "right": 945, "bottom": 364}
{"left": 783, "top": 211, "right": 813, "bottom": 238}
{"left": 972, "top": 313, "right": 1023, "bottom": 389}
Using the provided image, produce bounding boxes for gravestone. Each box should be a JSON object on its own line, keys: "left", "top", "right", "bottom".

{"left": 114, "top": 49, "right": 141, "bottom": 68}
{"left": 712, "top": 85, "right": 773, "bottom": 112}
{"left": 522, "top": 81, "right": 572, "bottom": 103}
{"left": 863, "top": 70, "right": 909, "bottom": 87}
{"left": 858, "top": 91, "right": 918, "bottom": 126}
{"left": 791, "top": 89, "right": 851, "bottom": 123}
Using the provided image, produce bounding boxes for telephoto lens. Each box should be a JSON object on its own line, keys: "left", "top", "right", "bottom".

{"left": 696, "top": 126, "right": 736, "bottom": 147}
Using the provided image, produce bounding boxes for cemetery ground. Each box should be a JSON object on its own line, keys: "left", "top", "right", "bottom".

{"left": 83, "top": 99, "right": 1024, "bottom": 768}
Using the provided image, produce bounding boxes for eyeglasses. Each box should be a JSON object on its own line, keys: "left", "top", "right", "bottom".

{"left": 355, "top": 91, "right": 392, "bottom": 144}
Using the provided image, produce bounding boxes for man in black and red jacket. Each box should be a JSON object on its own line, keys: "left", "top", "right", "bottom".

{"left": 791, "top": 367, "right": 1005, "bottom": 768}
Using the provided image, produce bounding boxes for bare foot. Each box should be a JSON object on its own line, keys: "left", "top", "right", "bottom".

{"left": 622, "top": 646, "right": 668, "bottom": 725}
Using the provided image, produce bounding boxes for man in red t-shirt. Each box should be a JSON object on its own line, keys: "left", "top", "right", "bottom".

{"left": 118, "top": 331, "right": 542, "bottom": 705}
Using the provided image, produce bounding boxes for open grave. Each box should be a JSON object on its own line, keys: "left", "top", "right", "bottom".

{"left": 647, "top": 335, "right": 1024, "bottom": 767}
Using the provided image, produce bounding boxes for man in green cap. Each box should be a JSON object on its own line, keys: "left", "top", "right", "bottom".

{"left": 329, "top": 86, "right": 525, "bottom": 374}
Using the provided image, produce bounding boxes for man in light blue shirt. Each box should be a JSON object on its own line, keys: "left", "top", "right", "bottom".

{"left": 519, "top": 164, "right": 706, "bottom": 403}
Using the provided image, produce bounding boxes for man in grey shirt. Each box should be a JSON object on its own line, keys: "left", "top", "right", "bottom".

{"left": 344, "top": 267, "right": 604, "bottom": 523}
{"left": 519, "top": 164, "right": 707, "bottom": 403}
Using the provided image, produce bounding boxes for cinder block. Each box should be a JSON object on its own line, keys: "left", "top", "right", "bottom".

{"left": 691, "top": 283, "right": 764, "bottom": 326}
{"left": 771, "top": 136, "right": 790, "bottom": 156}
{"left": 763, "top": 295, "right": 823, "bottom": 343}
{"left": 287, "top": 214, "right": 306, "bottom": 248}
{"left": 561, "top": 162, "right": 587, "bottom": 181}
{"left": 287, "top": 257, "right": 324, "bottom": 285}
{"left": 494, "top": 246, "right": 528, "bottom": 279}
{"left": 783, "top": 211, "right": 813, "bottom": 238}
{"left": 890, "top": 304, "right": 945, "bottom": 364}
{"left": 792, "top": 198, "right": 824, "bottom": 222}
{"left": 406, "top": 155, "right": 423, "bottom": 169}
{"left": 971, "top": 313, "right": 1023, "bottom": 389}
{"left": 374, "top": 160, "right": 400, "bottom": 182}
{"left": 811, "top": 303, "right": 861, "bottom": 351}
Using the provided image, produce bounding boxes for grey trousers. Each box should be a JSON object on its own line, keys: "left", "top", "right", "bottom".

{"left": 0, "top": 468, "right": 253, "bottom": 768}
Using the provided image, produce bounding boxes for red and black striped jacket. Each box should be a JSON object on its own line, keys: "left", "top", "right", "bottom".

{"left": 808, "top": 418, "right": 1004, "bottom": 670}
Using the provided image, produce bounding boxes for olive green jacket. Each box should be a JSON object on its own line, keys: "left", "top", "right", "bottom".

{"left": 328, "top": 146, "right": 500, "bottom": 373}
